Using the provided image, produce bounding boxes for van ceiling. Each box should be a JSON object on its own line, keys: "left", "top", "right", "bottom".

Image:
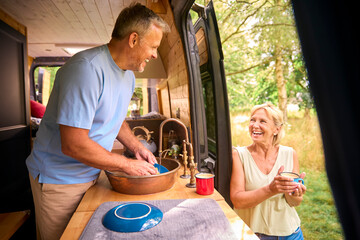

{"left": 0, "top": 0, "right": 168, "bottom": 78}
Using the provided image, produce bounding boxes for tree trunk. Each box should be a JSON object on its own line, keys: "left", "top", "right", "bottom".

{"left": 304, "top": 107, "right": 311, "bottom": 119}
{"left": 275, "top": 43, "right": 288, "bottom": 122}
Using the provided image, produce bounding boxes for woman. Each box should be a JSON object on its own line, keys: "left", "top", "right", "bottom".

{"left": 231, "top": 103, "right": 306, "bottom": 239}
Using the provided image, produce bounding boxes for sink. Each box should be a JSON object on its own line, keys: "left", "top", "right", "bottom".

{"left": 105, "top": 158, "right": 180, "bottom": 195}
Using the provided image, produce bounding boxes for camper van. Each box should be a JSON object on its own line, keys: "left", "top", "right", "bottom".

{"left": 0, "top": 0, "right": 235, "bottom": 239}
{"left": 0, "top": 0, "right": 358, "bottom": 239}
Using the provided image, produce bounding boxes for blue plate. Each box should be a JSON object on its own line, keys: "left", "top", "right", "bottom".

{"left": 154, "top": 163, "right": 169, "bottom": 173}
{"left": 102, "top": 202, "right": 163, "bottom": 232}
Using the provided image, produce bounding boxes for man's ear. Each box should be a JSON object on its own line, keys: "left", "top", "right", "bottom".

{"left": 128, "top": 32, "right": 139, "bottom": 48}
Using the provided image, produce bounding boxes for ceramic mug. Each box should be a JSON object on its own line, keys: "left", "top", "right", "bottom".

{"left": 195, "top": 173, "right": 215, "bottom": 195}
{"left": 280, "top": 172, "right": 304, "bottom": 184}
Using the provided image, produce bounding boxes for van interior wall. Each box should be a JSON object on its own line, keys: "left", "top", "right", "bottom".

{"left": 0, "top": 9, "right": 36, "bottom": 239}
{"left": 157, "top": 1, "right": 191, "bottom": 130}
{"left": 0, "top": 8, "right": 26, "bottom": 35}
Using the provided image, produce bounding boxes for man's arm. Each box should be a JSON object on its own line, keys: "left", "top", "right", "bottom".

{"left": 116, "top": 121, "right": 157, "bottom": 165}
{"left": 59, "top": 124, "right": 157, "bottom": 175}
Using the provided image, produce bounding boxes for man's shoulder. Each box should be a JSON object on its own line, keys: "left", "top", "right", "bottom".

{"left": 59, "top": 45, "right": 109, "bottom": 76}
{"left": 70, "top": 45, "right": 107, "bottom": 64}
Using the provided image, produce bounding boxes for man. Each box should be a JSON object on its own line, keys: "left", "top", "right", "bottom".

{"left": 26, "top": 3, "right": 170, "bottom": 240}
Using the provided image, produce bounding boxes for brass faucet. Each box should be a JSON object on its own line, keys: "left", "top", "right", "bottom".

{"left": 185, "top": 141, "right": 196, "bottom": 188}
{"left": 161, "top": 149, "right": 171, "bottom": 159}
{"left": 158, "top": 118, "right": 191, "bottom": 179}
{"left": 179, "top": 140, "right": 190, "bottom": 179}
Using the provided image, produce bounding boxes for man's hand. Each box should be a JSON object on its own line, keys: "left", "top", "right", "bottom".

{"left": 116, "top": 122, "right": 157, "bottom": 165}
{"left": 134, "top": 147, "right": 157, "bottom": 165}
{"left": 122, "top": 158, "right": 157, "bottom": 176}
{"left": 116, "top": 121, "right": 158, "bottom": 174}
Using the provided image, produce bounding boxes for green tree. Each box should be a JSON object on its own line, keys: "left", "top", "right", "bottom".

{"left": 213, "top": 0, "right": 311, "bottom": 118}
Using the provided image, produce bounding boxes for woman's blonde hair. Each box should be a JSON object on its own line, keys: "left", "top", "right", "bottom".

{"left": 250, "top": 102, "right": 285, "bottom": 146}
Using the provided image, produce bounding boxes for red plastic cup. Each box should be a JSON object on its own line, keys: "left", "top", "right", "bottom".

{"left": 195, "top": 173, "right": 215, "bottom": 195}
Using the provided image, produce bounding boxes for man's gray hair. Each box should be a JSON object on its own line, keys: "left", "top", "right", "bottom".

{"left": 112, "top": 3, "right": 170, "bottom": 40}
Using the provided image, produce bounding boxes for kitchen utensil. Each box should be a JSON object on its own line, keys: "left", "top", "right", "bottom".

{"left": 154, "top": 163, "right": 169, "bottom": 173}
{"left": 102, "top": 202, "right": 163, "bottom": 232}
{"left": 195, "top": 173, "right": 215, "bottom": 195}
{"left": 105, "top": 158, "right": 180, "bottom": 195}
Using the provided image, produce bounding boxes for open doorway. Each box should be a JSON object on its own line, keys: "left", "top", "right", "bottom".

{"left": 199, "top": 0, "right": 343, "bottom": 239}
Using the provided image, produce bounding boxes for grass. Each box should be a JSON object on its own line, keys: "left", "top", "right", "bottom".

{"left": 230, "top": 110, "right": 344, "bottom": 239}
{"left": 296, "top": 169, "right": 343, "bottom": 240}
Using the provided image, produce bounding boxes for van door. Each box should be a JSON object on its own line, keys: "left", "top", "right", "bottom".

{"left": 172, "top": 0, "right": 232, "bottom": 204}
{"left": 0, "top": 20, "right": 32, "bottom": 212}
{"left": 191, "top": 1, "right": 232, "bottom": 205}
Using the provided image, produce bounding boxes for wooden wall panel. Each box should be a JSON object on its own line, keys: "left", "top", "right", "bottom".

{"left": 0, "top": 8, "right": 26, "bottom": 36}
{"left": 142, "top": 80, "right": 149, "bottom": 114}
{"left": 196, "top": 27, "right": 208, "bottom": 66}
{"left": 160, "top": 87, "right": 171, "bottom": 117}
{"left": 146, "top": 0, "right": 166, "bottom": 14}
{"left": 157, "top": 1, "right": 191, "bottom": 127}
{"left": 28, "top": 56, "right": 33, "bottom": 71}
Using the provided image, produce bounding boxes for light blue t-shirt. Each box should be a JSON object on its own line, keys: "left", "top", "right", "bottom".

{"left": 26, "top": 45, "right": 135, "bottom": 184}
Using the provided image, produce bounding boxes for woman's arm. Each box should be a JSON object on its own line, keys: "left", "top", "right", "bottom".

{"left": 284, "top": 150, "right": 307, "bottom": 206}
{"left": 230, "top": 148, "right": 298, "bottom": 209}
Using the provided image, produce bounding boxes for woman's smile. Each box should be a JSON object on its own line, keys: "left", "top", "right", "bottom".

{"left": 252, "top": 131, "right": 263, "bottom": 136}
{"left": 249, "top": 108, "right": 278, "bottom": 144}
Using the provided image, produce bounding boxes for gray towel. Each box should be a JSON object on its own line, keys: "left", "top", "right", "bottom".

{"left": 79, "top": 198, "right": 237, "bottom": 240}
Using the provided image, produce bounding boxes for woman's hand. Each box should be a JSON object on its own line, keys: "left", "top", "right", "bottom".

{"left": 284, "top": 172, "right": 306, "bottom": 206}
{"left": 269, "top": 166, "right": 299, "bottom": 194}
{"left": 288, "top": 172, "right": 307, "bottom": 197}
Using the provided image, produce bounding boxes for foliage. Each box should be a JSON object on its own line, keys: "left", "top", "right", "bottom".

{"left": 34, "top": 66, "right": 60, "bottom": 92}
{"left": 128, "top": 88, "right": 144, "bottom": 116}
{"left": 133, "top": 87, "right": 143, "bottom": 101}
{"left": 249, "top": 65, "right": 278, "bottom": 105}
{"left": 34, "top": 66, "right": 61, "bottom": 104}
{"left": 296, "top": 169, "right": 344, "bottom": 240}
{"left": 211, "top": 0, "right": 313, "bottom": 114}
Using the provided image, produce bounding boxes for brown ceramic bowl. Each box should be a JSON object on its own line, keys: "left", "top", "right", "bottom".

{"left": 105, "top": 158, "right": 181, "bottom": 195}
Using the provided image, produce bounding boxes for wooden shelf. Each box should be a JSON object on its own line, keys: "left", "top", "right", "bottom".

{"left": 0, "top": 210, "right": 30, "bottom": 240}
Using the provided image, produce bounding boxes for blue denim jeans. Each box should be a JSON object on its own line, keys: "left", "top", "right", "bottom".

{"left": 256, "top": 227, "right": 304, "bottom": 240}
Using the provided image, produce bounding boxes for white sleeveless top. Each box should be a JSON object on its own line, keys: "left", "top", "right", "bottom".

{"left": 233, "top": 145, "right": 301, "bottom": 236}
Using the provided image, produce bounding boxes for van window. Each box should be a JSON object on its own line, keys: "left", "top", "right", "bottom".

{"left": 189, "top": 2, "right": 228, "bottom": 158}
{"left": 33, "top": 66, "right": 60, "bottom": 106}
{"left": 126, "top": 79, "right": 162, "bottom": 119}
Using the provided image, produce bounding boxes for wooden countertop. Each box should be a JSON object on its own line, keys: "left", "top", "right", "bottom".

{"left": 61, "top": 170, "right": 258, "bottom": 240}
